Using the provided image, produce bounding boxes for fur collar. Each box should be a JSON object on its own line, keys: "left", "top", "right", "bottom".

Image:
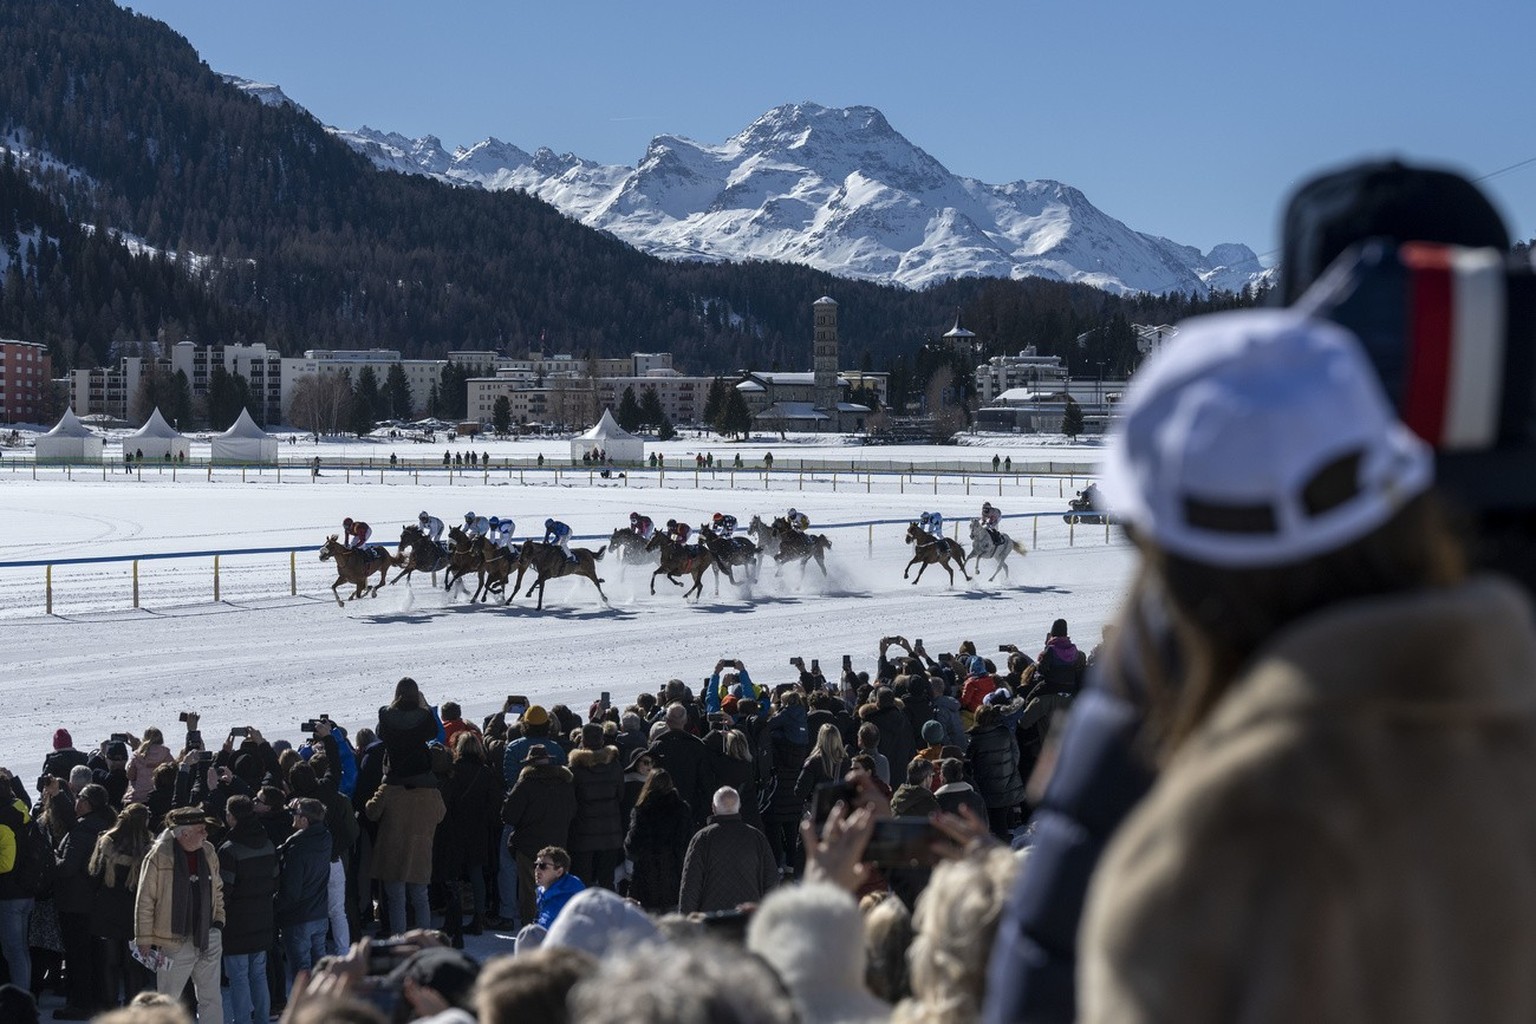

{"left": 569, "top": 746, "right": 618, "bottom": 768}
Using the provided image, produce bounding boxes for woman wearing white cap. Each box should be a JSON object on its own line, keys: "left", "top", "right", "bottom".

{"left": 1078, "top": 309, "right": 1536, "bottom": 1022}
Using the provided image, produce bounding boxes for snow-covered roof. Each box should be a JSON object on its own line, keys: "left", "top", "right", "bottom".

{"left": 835, "top": 402, "right": 871, "bottom": 413}
{"left": 815, "top": 295, "right": 838, "bottom": 306}
{"left": 755, "top": 402, "right": 829, "bottom": 421}
{"left": 735, "top": 381, "right": 766, "bottom": 392}
{"left": 44, "top": 409, "right": 96, "bottom": 438}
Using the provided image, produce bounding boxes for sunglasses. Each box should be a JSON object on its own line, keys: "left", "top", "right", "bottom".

{"left": 533, "top": 861, "right": 556, "bottom": 870}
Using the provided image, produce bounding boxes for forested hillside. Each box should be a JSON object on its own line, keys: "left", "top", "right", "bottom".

{"left": 0, "top": 0, "right": 1252, "bottom": 388}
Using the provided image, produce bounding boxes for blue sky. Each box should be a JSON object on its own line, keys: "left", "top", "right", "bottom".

{"left": 124, "top": 0, "right": 1534, "bottom": 260}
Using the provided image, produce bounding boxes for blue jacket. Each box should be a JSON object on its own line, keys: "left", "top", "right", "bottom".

{"left": 535, "top": 870, "right": 586, "bottom": 929}
{"left": 274, "top": 822, "right": 333, "bottom": 927}
{"left": 704, "top": 668, "right": 757, "bottom": 715}
{"left": 981, "top": 591, "right": 1172, "bottom": 1024}
{"left": 502, "top": 733, "right": 568, "bottom": 784}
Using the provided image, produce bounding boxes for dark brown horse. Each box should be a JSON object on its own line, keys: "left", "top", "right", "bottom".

{"left": 903, "top": 523, "right": 972, "bottom": 585}
{"left": 607, "top": 526, "right": 660, "bottom": 577}
{"left": 697, "top": 526, "right": 759, "bottom": 593}
{"left": 645, "top": 532, "right": 718, "bottom": 600}
{"left": 391, "top": 524, "right": 451, "bottom": 586}
{"left": 761, "top": 516, "right": 831, "bottom": 578}
{"left": 319, "top": 536, "right": 398, "bottom": 605}
{"left": 512, "top": 539, "right": 609, "bottom": 610}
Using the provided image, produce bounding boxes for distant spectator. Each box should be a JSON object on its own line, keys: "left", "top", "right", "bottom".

{"left": 677, "top": 787, "right": 777, "bottom": 914}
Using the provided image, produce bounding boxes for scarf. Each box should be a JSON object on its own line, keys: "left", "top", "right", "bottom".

{"left": 169, "top": 843, "right": 212, "bottom": 950}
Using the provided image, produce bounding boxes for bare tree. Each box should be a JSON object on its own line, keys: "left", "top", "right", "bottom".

{"left": 287, "top": 373, "right": 353, "bottom": 437}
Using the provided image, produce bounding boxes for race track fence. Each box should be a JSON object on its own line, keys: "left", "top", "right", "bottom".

{"left": 0, "top": 512, "right": 1119, "bottom": 616}
{"left": 10, "top": 457, "right": 1100, "bottom": 500}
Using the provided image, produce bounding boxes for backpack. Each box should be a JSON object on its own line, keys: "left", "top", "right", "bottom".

{"left": 8, "top": 819, "right": 56, "bottom": 899}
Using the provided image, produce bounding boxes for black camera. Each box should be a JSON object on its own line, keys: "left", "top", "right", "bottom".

{"left": 110, "top": 733, "right": 132, "bottom": 744}
{"left": 299, "top": 715, "right": 330, "bottom": 733}
{"left": 229, "top": 727, "right": 250, "bottom": 738}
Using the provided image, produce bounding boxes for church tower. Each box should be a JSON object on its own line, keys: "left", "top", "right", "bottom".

{"left": 813, "top": 295, "right": 839, "bottom": 416}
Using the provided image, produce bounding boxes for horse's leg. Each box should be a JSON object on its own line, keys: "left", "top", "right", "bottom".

{"left": 331, "top": 578, "right": 345, "bottom": 607}
{"left": 911, "top": 560, "right": 927, "bottom": 585}
{"left": 990, "top": 555, "right": 1007, "bottom": 582}
{"left": 650, "top": 567, "right": 662, "bottom": 596}
{"left": 536, "top": 578, "right": 546, "bottom": 610}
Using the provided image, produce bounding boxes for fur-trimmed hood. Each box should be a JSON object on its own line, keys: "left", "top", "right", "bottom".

{"left": 568, "top": 746, "right": 619, "bottom": 769}
{"left": 517, "top": 763, "right": 574, "bottom": 785}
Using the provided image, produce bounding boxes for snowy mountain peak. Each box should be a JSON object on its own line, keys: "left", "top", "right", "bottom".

{"left": 327, "top": 100, "right": 1268, "bottom": 296}
{"left": 220, "top": 75, "right": 299, "bottom": 109}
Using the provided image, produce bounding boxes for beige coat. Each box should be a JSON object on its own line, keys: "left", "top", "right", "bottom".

{"left": 134, "top": 831, "right": 225, "bottom": 949}
{"left": 366, "top": 783, "right": 446, "bottom": 885}
{"left": 1081, "top": 576, "right": 1536, "bottom": 1024}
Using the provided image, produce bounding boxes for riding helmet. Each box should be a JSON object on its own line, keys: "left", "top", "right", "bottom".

{"left": 545, "top": 518, "right": 556, "bottom": 530}
{"left": 343, "top": 517, "right": 354, "bottom": 528}
{"left": 490, "top": 517, "right": 500, "bottom": 527}
{"left": 419, "top": 511, "right": 430, "bottom": 521}
{"left": 713, "top": 512, "right": 723, "bottom": 522}
{"left": 788, "top": 508, "right": 798, "bottom": 517}
{"left": 465, "top": 512, "right": 475, "bottom": 522}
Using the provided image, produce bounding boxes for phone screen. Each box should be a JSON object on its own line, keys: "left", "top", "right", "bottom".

{"left": 811, "top": 781, "right": 858, "bottom": 825}
{"left": 865, "top": 816, "right": 945, "bottom": 869}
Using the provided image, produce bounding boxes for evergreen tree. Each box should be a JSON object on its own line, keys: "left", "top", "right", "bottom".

{"left": 639, "top": 387, "right": 664, "bottom": 430}
{"left": 658, "top": 415, "right": 677, "bottom": 442}
{"left": 384, "top": 362, "right": 413, "bottom": 420}
{"left": 205, "top": 364, "right": 237, "bottom": 429}
{"left": 717, "top": 387, "right": 752, "bottom": 439}
{"left": 354, "top": 365, "right": 382, "bottom": 428}
{"left": 426, "top": 381, "right": 441, "bottom": 419}
{"left": 492, "top": 394, "right": 511, "bottom": 436}
{"left": 616, "top": 386, "right": 642, "bottom": 432}
{"left": 702, "top": 377, "right": 727, "bottom": 425}
{"left": 1061, "top": 397, "right": 1085, "bottom": 439}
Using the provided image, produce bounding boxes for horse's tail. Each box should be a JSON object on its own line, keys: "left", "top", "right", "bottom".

{"left": 593, "top": 545, "right": 608, "bottom": 559}
{"left": 1011, "top": 540, "right": 1027, "bottom": 555}
{"left": 819, "top": 536, "right": 832, "bottom": 551}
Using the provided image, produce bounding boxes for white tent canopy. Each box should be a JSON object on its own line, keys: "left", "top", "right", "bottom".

{"left": 210, "top": 408, "right": 278, "bottom": 464}
{"left": 569, "top": 409, "right": 645, "bottom": 463}
{"left": 123, "top": 408, "right": 190, "bottom": 460}
{"left": 35, "top": 408, "right": 104, "bottom": 463}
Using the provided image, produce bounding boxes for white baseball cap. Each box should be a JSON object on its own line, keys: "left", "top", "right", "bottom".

{"left": 1101, "top": 309, "right": 1433, "bottom": 568}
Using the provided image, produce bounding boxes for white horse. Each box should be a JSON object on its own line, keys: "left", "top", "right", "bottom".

{"left": 968, "top": 518, "right": 1027, "bottom": 582}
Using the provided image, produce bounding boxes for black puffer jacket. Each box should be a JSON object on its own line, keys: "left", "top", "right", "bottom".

{"left": 567, "top": 747, "right": 624, "bottom": 853}
{"left": 624, "top": 789, "right": 693, "bottom": 912}
{"left": 377, "top": 704, "right": 440, "bottom": 783}
{"left": 706, "top": 750, "right": 762, "bottom": 832}
{"left": 762, "top": 733, "right": 809, "bottom": 825}
{"left": 274, "top": 821, "right": 332, "bottom": 927}
{"left": 54, "top": 809, "right": 113, "bottom": 915}
{"left": 218, "top": 817, "right": 278, "bottom": 955}
{"left": 437, "top": 757, "right": 498, "bottom": 876}
{"left": 861, "top": 702, "right": 918, "bottom": 778}
{"left": 967, "top": 723, "right": 1027, "bottom": 810}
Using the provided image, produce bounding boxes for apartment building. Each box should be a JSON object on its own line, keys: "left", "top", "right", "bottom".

{"left": 0, "top": 339, "right": 53, "bottom": 424}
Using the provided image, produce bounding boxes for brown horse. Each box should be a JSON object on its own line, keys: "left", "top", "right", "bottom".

{"left": 442, "top": 525, "right": 488, "bottom": 595}
{"left": 644, "top": 532, "right": 718, "bottom": 599}
{"left": 469, "top": 536, "right": 516, "bottom": 603}
{"left": 762, "top": 516, "right": 831, "bottom": 578}
{"left": 511, "top": 539, "right": 609, "bottom": 610}
{"left": 319, "top": 536, "right": 397, "bottom": 605}
{"left": 904, "top": 523, "right": 972, "bottom": 586}
{"left": 391, "top": 524, "right": 451, "bottom": 586}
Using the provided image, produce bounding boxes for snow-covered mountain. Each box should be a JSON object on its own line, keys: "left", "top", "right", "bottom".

{"left": 333, "top": 101, "right": 1269, "bottom": 296}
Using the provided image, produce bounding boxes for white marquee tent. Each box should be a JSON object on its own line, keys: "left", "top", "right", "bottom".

{"left": 569, "top": 409, "right": 645, "bottom": 463}
{"left": 123, "top": 408, "right": 189, "bottom": 461}
{"left": 210, "top": 408, "right": 278, "bottom": 464}
{"left": 34, "top": 408, "right": 104, "bottom": 463}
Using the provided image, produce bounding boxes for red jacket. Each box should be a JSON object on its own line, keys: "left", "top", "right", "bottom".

{"left": 960, "top": 673, "right": 997, "bottom": 713}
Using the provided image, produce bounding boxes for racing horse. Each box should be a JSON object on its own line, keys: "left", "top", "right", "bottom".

{"left": 967, "top": 518, "right": 1028, "bottom": 582}
{"left": 442, "top": 525, "right": 489, "bottom": 596}
{"left": 469, "top": 535, "right": 516, "bottom": 603}
{"left": 512, "top": 539, "right": 609, "bottom": 610}
{"left": 697, "top": 526, "right": 760, "bottom": 593}
{"left": 391, "top": 524, "right": 452, "bottom": 586}
{"left": 761, "top": 516, "right": 832, "bottom": 579}
{"left": 644, "top": 531, "right": 721, "bottom": 600}
{"left": 319, "top": 535, "right": 398, "bottom": 605}
{"left": 903, "top": 522, "right": 972, "bottom": 586}
{"left": 606, "top": 526, "right": 661, "bottom": 576}
{"left": 747, "top": 515, "right": 780, "bottom": 561}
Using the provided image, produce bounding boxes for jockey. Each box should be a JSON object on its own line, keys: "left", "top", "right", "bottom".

{"left": 342, "top": 517, "right": 372, "bottom": 551}
{"left": 463, "top": 511, "right": 490, "bottom": 538}
{"left": 1080, "top": 482, "right": 1103, "bottom": 510}
{"left": 488, "top": 516, "right": 515, "bottom": 550}
{"left": 629, "top": 512, "right": 655, "bottom": 540}
{"left": 666, "top": 519, "right": 691, "bottom": 545}
{"left": 981, "top": 502, "right": 1002, "bottom": 544}
{"left": 786, "top": 508, "right": 810, "bottom": 532}
{"left": 417, "top": 511, "right": 445, "bottom": 543}
{"left": 711, "top": 512, "right": 738, "bottom": 539}
{"left": 917, "top": 510, "right": 944, "bottom": 538}
{"left": 544, "top": 518, "right": 576, "bottom": 562}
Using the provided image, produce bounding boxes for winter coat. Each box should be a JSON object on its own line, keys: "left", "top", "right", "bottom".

{"left": 860, "top": 702, "right": 918, "bottom": 778}
{"left": 935, "top": 781, "right": 989, "bottom": 822}
{"left": 43, "top": 748, "right": 88, "bottom": 781}
{"left": 500, "top": 764, "right": 577, "bottom": 858}
{"left": 762, "top": 732, "right": 810, "bottom": 825}
{"left": 217, "top": 817, "right": 278, "bottom": 955}
{"left": 967, "top": 723, "right": 1026, "bottom": 810}
{"left": 960, "top": 673, "right": 998, "bottom": 714}
{"left": 1034, "top": 637, "right": 1086, "bottom": 694}
{"left": 678, "top": 814, "right": 778, "bottom": 914}
{"left": 437, "top": 758, "right": 498, "bottom": 875}
{"left": 624, "top": 789, "right": 693, "bottom": 911}
{"left": 501, "top": 731, "right": 568, "bottom": 784}
{"left": 1080, "top": 576, "right": 1536, "bottom": 1024}
{"left": 647, "top": 730, "right": 712, "bottom": 826}
{"left": 54, "top": 808, "right": 113, "bottom": 914}
{"left": 536, "top": 871, "right": 586, "bottom": 929}
{"left": 794, "top": 755, "right": 849, "bottom": 815}
{"left": 568, "top": 747, "right": 625, "bottom": 854}
{"left": 706, "top": 751, "right": 763, "bottom": 832}
{"left": 377, "top": 703, "right": 441, "bottom": 783}
{"left": 931, "top": 693, "right": 970, "bottom": 752}
{"left": 274, "top": 821, "right": 331, "bottom": 926}
{"left": 890, "top": 783, "right": 941, "bottom": 819}
{"left": 126, "top": 744, "right": 174, "bottom": 804}
{"left": 134, "top": 831, "right": 225, "bottom": 948}
{"left": 365, "top": 782, "right": 445, "bottom": 885}
{"left": 87, "top": 829, "right": 149, "bottom": 942}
